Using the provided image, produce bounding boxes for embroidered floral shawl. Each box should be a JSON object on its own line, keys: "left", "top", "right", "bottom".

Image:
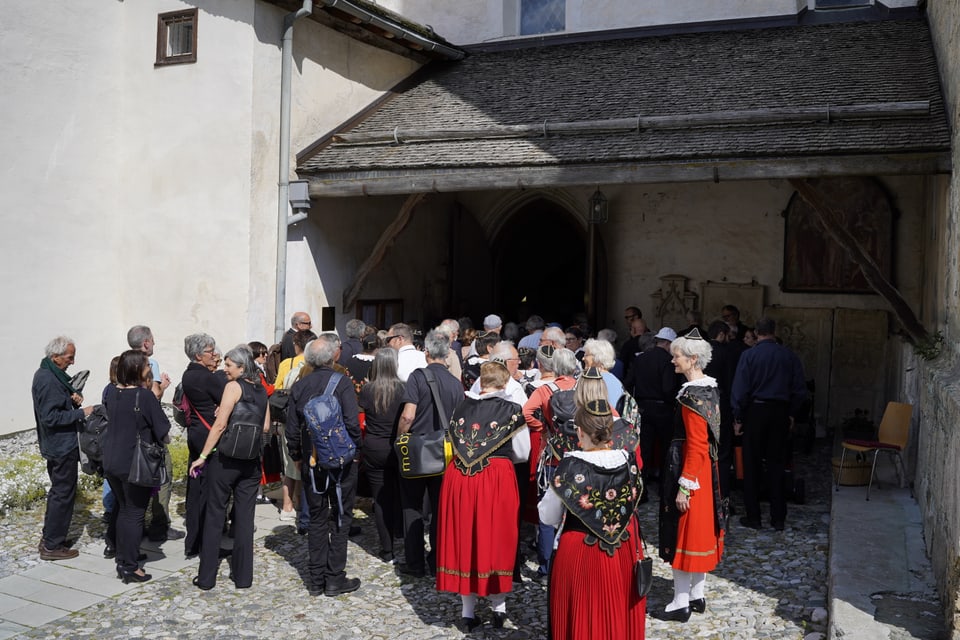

{"left": 553, "top": 453, "right": 641, "bottom": 556}
{"left": 449, "top": 396, "right": 524, "bottom": 477}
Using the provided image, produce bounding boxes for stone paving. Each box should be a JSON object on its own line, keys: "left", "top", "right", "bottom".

{"left": 0, "top": 437, "right": 832, "bottom": 639}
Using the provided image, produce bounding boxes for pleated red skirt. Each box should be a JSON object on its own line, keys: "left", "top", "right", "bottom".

{"left": 550, "top": 521, "right": 646, "bottom": 640}
{"left": 436, "top": 458, "right": 518, "bottom": 596}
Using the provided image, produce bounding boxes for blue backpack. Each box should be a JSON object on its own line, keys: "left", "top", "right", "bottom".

{"left": 303, "top": 373, "right": 356, "bottom": 524}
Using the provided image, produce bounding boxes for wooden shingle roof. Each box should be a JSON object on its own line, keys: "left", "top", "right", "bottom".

{"left": 299, "top": 18, "right": 951, "bottom": 196}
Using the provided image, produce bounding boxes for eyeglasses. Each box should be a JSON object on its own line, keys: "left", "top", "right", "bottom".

{"left": 297, "top": 321, "right": 312, "bottom": 327}
{"left": 202, "top": 348, "right": 216, "bottom": 355}
{"left": 385, "top": 335, "right": 401, "bottom": 343}
{"left": 257, "top": 351, "right": 268, "bottom": 357}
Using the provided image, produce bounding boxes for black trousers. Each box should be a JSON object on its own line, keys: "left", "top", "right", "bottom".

{"left": 304, "top": 460, "right": 358, "bottom": 588}
{"left": 184, "top": 426, "right": 208, "bottom": 557}
{"left": 398, "top": 474, "right": 442, "bottom": 572}
{"left": 42, "top": 447, "right": 79, "bottom": 549}
{"left": 742, "top": 401, "right": 790, "bottom": 524}
{"left": 147, "top": 447, "right": 175, "bottom": 537}
{"left": 105, "top": 474, "right": 152, "bottom": 573}
{"left": 638, "top": 402, "right": 673, "bottom": 489}
{"left": 717, "top": 397, "right": 736, "bottom": 501}
{"left": 197, "top": 453, "right": 260, "bottom": 588}
{"left": 362, "top": 460, "right": 401, "bottom": 555}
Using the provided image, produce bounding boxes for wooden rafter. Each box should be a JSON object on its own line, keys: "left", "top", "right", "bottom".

{"left": 342, "top": 193, "right": 426, "bottom": 312}
{"left": 788, "top": 178, "right": 929, "bottom": 346}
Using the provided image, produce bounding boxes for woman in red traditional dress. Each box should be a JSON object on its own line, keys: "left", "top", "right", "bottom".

{"left": 658, "top": 329, "right": 725, "bottom": 622}
{"left": 436, "top": 361, "right": 530, "bottom": 632}
{"left": 539, "top": 399, "right": 645, "bottom": 640}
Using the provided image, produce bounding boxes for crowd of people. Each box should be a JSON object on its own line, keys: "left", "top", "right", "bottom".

{"left": 30, "top": 303, "right": 808, "bottom": 638}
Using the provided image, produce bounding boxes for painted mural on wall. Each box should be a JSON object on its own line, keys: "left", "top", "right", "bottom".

{"left": 781, "top": 177, "right": 894, "bottom": 294}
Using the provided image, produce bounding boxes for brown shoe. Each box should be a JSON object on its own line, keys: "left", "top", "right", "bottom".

{"left": 39, "top": 545, "right": 79, "bottom": 561}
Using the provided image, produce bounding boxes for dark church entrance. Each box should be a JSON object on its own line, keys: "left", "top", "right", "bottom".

{"left": 490, "top": 198, "right": 599, "bottom": 328}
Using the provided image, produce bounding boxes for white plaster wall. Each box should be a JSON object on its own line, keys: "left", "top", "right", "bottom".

{"left": 0, "top": 0, "right": 419, "bottom": 435}
{"left": 0, "top": 2, "right": 126, "bottom": 434}
{"left": 567, "top": 0, "right": 807, "bottom": 33}
{"left": 281, "top": 18, "right": 421, "bottom": 333}
{"left": 112, "top": 0, "right": 263, "bottom": 386}
{"left": 378, "top": 0, "right": 807, "bottom": 44}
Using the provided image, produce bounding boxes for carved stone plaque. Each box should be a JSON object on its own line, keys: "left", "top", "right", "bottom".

{"left": 651, "top": 274, "right": 697, "bottom": 331}
{"left": 828, "top": 308, "right": 889, "bottom": 430}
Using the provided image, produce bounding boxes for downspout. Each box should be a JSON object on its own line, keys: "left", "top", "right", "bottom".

{"left": 275, "top": 0, "right": 313, "bottom": 344}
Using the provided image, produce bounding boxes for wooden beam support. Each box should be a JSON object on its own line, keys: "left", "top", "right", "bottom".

{"left": 788, "top": 178, "right": 929, "bottom": 346}
{"left": 342, "top": 193, "right": 426, "bottom": 312}
{"left": 304, "top": 153, "right": 952, "bottom": 197}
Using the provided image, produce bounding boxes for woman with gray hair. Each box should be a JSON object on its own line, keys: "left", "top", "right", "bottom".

{"left": 181, "top": 332, "right": 227, "bottom": 559}
{"left": 189, "top": 345, "right": 270, "bottom": 590}
{"left": 658, "top": 329, "right": 724, "bottom": 622}
{"left": 582, "top": 338, "right": 624, "bottom": 408}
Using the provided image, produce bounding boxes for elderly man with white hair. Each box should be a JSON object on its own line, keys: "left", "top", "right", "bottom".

{"left": 32, "top": 336, "right": 95, "bottom": 560}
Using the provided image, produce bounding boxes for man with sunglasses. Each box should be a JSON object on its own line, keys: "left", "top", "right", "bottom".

{"left": 386, "top": 323, "right": 426, "bottom": 382}
{"left": 281, "top": 312, "right": 312, "bottom": 361}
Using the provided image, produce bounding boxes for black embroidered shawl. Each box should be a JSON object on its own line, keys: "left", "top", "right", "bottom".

{"left": 449, "top": 395, "right": 524, "bottom": 477}
{"left": 552, "top": 452, "right": 641, "bottom": 556}
{"left": 677, "top": 384, "right": 721, "bottom": 459}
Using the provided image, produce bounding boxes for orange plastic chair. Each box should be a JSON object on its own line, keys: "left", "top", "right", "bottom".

{"left": 834, "top": 401, "right": 912, "bottom": 500}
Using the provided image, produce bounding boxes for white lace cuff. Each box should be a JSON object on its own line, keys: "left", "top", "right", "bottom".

{"left": 679, "top": 476, "right": 701, "bottom": 491}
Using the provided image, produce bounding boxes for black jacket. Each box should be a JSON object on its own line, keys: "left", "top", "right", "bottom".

{"left": 32, "top": 367, "right": 84, "bottom": 459}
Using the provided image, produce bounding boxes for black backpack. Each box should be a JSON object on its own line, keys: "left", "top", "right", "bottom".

{"left": 545, "top": 386, "right": 579, "bottom": 461}
{"left": 79, "top": 405, "right": 108, "bottom": 475}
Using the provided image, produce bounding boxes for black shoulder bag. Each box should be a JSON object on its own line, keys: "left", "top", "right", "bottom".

{"left": 395, "top": 367, "right": 452, "bottom": 478}
{"left": 128, "top": 390, "right": 169, "bottom": 487}
{"left": 634, "top": 514, "right": 653, "bottom": 598}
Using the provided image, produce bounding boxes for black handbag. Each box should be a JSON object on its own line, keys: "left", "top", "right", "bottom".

{"left": 128, "top": 391, "right": 169, "bottom": 487}
{"left": 394, "top": 368, "right": 451, "bottom": 479}
{"left": 395, "top": 429, "right": 450, "bottom": 478}
{"left": 634, "top": 516, "right": 653, "bottom": 598}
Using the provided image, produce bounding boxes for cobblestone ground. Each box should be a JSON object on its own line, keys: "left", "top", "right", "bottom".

{"left": 1, "top": 441, "right": 831, "bottom": 639}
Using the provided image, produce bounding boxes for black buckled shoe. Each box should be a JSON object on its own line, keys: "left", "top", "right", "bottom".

{"left": 458, "top": 616, "right": 482, "bottom": 632}
{"left": 690, "top": 598, "right": 706, "bottom": 613}
{"left": 659, "top": 606, "right": 691, "bottom": 623}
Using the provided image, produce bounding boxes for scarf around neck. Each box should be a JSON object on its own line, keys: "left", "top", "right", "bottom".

{"left": 40, "top": 357, "right": 77, "bottom": 395}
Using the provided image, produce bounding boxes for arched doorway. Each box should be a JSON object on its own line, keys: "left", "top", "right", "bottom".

{"left": 491, "top": 198, "right": 602, "bottom": 327}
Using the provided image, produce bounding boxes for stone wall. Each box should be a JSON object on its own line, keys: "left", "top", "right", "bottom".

{"left": 915, "top": 1, "right": 960, "bottom": 636}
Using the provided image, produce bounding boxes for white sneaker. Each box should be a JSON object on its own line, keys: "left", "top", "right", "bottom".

{"left": 279, "top": 509, "right": 297, "bottom": 522}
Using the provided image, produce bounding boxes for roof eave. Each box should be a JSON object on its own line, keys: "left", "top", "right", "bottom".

{"left": 301, "top": 151, "right": 953, "bottom": 197}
